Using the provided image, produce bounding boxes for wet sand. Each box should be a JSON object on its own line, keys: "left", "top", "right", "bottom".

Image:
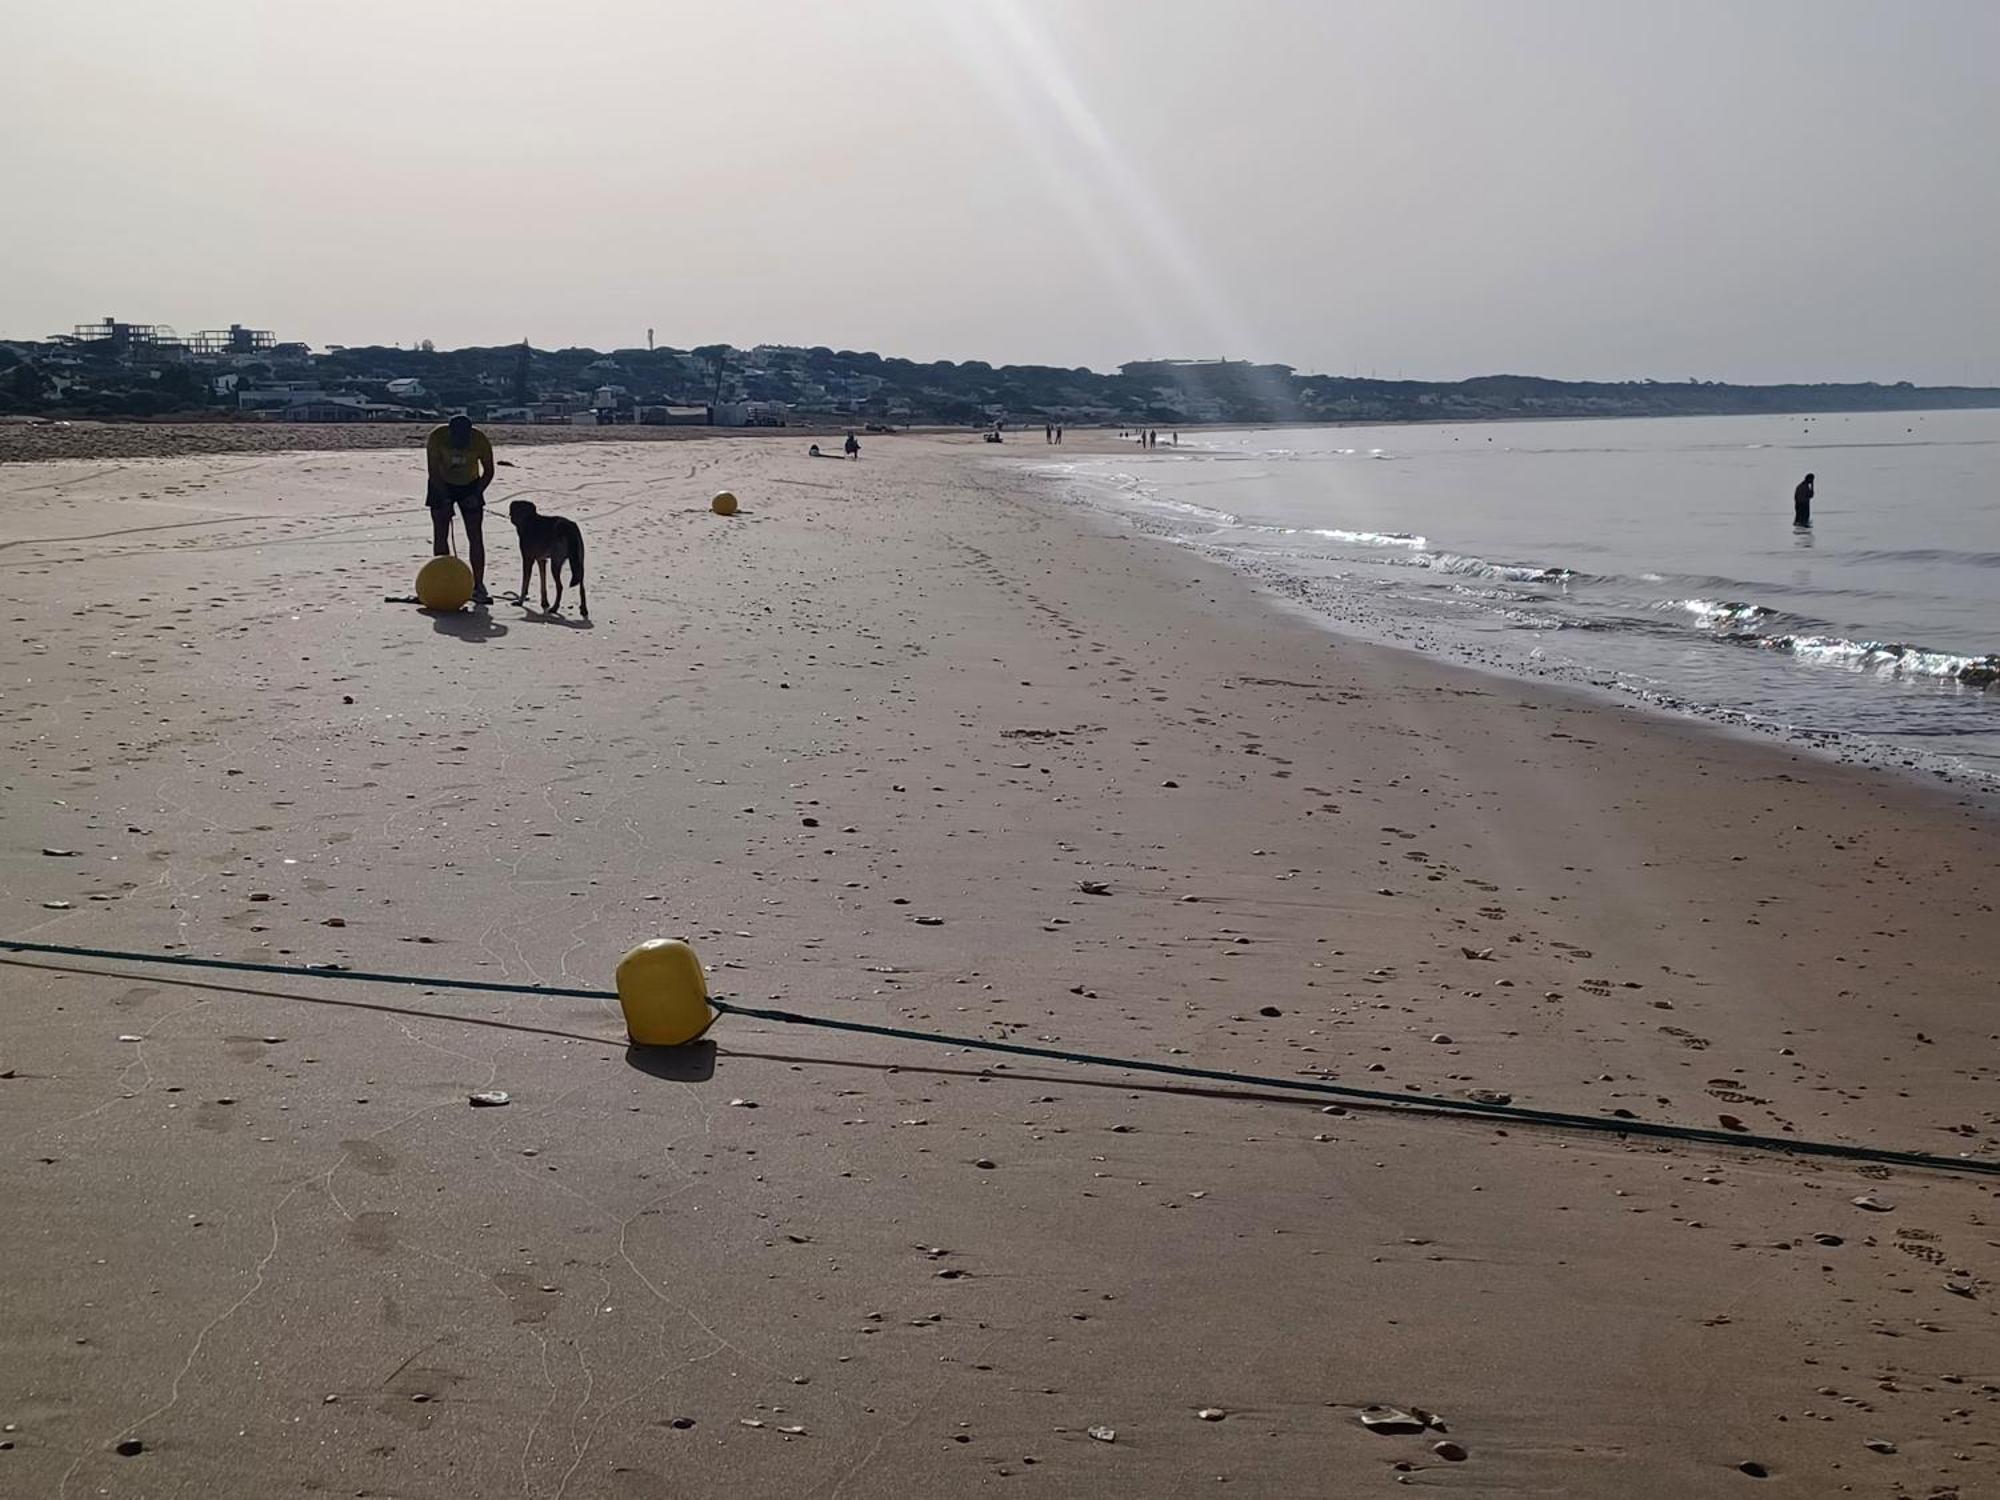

{"left": 2, "top": 433, "right": 1996, "bottom": 1497}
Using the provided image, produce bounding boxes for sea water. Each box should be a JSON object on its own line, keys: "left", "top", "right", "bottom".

{"left": 1046, "top": 409, "right": 2000, "bottom": 783}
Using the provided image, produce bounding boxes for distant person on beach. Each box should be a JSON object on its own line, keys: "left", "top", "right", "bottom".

{"left": 1055, "top": 424, "right": 1063, "bottom": 444}
{"left": 1045, "top": 422, "right": 1053, "bottom": 444}
{"left": 426, "top": 414, "right": 494, "bottom": 604}
{"left": 1793, "top": 472, "right": 1814, "bottom": 526}
{"left": 844, "top": 431, "right": 860, "bottom": 459}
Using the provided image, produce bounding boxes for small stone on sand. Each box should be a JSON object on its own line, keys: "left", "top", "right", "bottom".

{"left": 1358, "top": 1406, "right": 1427, "bottom": 1434}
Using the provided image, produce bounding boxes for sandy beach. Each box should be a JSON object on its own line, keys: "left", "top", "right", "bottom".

{"left": 3, "top": 431, "right": 1996, "bottom": 1497}
{"left": 0, "top": 420, "right": 796, "bottom": 467}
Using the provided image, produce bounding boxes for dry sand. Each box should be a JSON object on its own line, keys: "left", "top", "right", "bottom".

{"left": 2, "top": 432, "right": 1996, "bottom": 1497}
{"left": 0, "top": 419, "right": 833, "bottom": 467}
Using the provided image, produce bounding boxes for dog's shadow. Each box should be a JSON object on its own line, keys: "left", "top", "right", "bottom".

{"left": 511, "top": 597, "right": 594, "bottom": 629}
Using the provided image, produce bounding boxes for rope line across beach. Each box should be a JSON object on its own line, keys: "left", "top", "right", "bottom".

{"left": 4, "top": 936, "right": 1992, "bottom": 1180}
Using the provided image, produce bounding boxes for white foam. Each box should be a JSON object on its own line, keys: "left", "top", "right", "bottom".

{"left": 1306, "top": 527, "right": 1429, "bottom": 550}
{"left": 1668, "top": 598, "right": 1777, "bottom": 630}
{"left": 1420, "top": 552, "right": 1578, "bottom": 584}
{"left": 1771, "top": 635, "right": 1996, "bottom": 684}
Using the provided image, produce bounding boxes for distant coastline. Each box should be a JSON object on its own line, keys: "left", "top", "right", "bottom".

{"left": 4, "top": 322, "right": 1995, "bottom": 432}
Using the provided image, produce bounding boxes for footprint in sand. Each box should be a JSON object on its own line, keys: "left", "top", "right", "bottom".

{"left": 1894, "top": 1233, "right": 1947, "bottom": 1266}
{"left": 1705, "top": 1087, "right": 1768, "bottom": 1106}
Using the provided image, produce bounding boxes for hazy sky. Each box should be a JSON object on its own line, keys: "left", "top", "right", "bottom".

{"left": 5, "top": 1, "right": 1995, "bottom": 382}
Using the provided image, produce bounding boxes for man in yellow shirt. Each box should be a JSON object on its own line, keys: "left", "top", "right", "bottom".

{"left": 425, "top": 414, "right": 496, "bottom": 604}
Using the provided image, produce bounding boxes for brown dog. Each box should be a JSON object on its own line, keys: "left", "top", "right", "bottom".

{"left": 506, "top": 500, "right": 588, "bottom": 618}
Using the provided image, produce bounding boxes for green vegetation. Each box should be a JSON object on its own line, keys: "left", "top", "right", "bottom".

{"left": 4, "top": 333, "right": 1995, "bottom": 425}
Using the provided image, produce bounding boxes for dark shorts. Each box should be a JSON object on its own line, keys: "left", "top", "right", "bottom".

{"left": 427, "top": 479, "right": 486, "bottom": 516}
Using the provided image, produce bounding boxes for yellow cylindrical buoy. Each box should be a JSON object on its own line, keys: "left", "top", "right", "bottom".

{"left": 711, "top": 491, "right": 739, "bottom": 516}
{"left": 616, "top": 939, "right": 717, "bottom": 1046}
{"left": 415, "top": 555, "right": 475, "bottom": 612}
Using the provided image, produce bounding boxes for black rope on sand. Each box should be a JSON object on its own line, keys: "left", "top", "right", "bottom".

{"left": 2, "top": 937, "right": 1992, "bottom": 1178}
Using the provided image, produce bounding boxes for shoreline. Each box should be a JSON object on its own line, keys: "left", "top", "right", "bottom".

{"left": 8, "top": 400, "right": 1999, "bottom": 468}
{"left": 1007, "top": 433, "right": 2000, "bottom": 797}
{"left": 1048, "top": 460, "right": 2000, "bottom": 801}
{"left": 3, "top": 435, "right": 1996, "bottom": 1495}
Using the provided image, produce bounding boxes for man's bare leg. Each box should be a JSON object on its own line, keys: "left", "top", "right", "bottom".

{"left": 463, "top": 505, "right": 490, "bottom": 603}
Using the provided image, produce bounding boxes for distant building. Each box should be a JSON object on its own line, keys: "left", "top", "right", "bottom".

{"left": 187, "top": 324, "right": 275, "bottom": 357}
{"left": 272, "top": 395, "right": 408, "bottom": 422}
{"left": 54, "top": 316, "right": 289, "bottom": 365}
{"left": 639, "top": 404, "right": 712, "bottom": 426}
{"left": 238, "top": 383, "right": 328, "bottom": 411}
{"left": 58, "top": 317, "right": 186, "bottom": 362}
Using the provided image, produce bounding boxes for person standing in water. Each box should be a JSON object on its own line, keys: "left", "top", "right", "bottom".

{"left": 1793, "top": 472, "right": 1814, "bottom": 527}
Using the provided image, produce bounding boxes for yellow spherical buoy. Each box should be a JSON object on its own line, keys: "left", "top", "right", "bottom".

{"left": 616, "top": 939, "right": 717, "bottom": 1046}
{"left": 711, "top": 491, "right": 739, "bottom": 517}
{"left": 415, "top": 555, "right": 475, "bottom": 612}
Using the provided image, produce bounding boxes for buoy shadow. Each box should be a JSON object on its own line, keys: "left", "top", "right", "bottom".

{"left": 625, "top": 1040, "right": 717, "bottom": 1082}
{"left": 429, "top": 609, "right": 508, "bottom": 642}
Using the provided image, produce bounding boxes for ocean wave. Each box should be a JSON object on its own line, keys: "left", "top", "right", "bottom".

{"left": 1103, "top": 475, "right": 1240, "bottom": 526}
{"left": 1844, "top": 547, "right": 2000, "bottom": 569}
{"left": 1256, "top": 525, "right": 1429, "bottom": 550}
{"left": 1417, "top": 551, "right": 1581, "bottom": 584}
{"left": 1665, "top": 597, "right": 1781, "bottom": 631}
{"left": 1750, "top": 635, "right": 2000, "bottom": 687}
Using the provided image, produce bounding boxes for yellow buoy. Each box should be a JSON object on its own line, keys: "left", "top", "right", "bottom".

{"left": 711, "top": 491, "right": 739, "bottom": 516}
{"left": 616, "top": 939, "right": 717, "bottom": 1046}
{"left": 415, "top": 555, "right": 475, "bottom": 612}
